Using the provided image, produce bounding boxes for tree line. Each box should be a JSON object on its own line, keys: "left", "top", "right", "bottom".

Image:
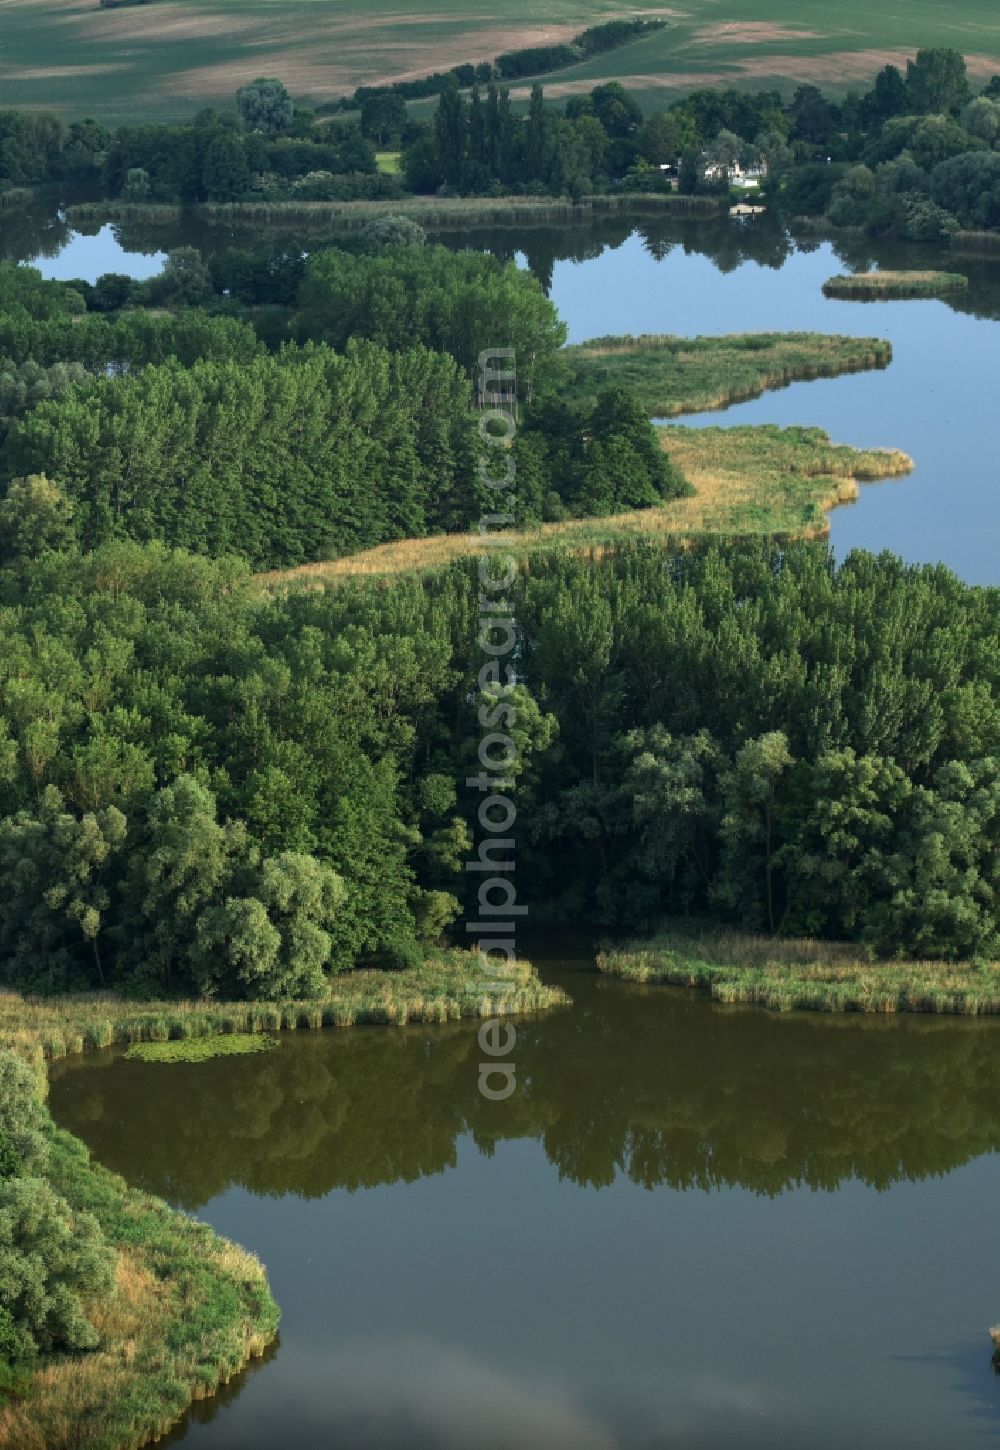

{"left": 6, "top": 49, "right": 1000, "bottom": 236}
{"left": 0, "top": 542, "right": 998, "bottom": 1004}
{"left": 400, "top": 48, "right": 1000, "bottom": 239}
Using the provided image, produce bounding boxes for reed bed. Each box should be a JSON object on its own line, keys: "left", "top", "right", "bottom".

{"left": 64, "top": 192, "right": 722, "bottom": 232}
{"left": 0, "top": 950, "right": 566, "bottom": 1080}
{"left": 258, "top": 424, "right": 912, "bottom": 589}
{"left": 822, "top": 270, "right": 968, "bottom": 300}
{"left": 598, "top": 920, "right": 1000, "bottom": 1015}
{"left": 0, "top": 950, "right": 565, "bottom": 1444}
{"left": 564, "top": 332, "right": 893, "bottom": 415}
{"left": 64, "top": 201, "right": 185, "bottom": 224}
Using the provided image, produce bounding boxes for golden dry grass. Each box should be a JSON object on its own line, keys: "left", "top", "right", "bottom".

{"left": 258, "top": 425, "right": 913, "bottom": 589}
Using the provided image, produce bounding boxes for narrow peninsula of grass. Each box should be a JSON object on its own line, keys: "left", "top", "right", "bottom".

{"left": 822, "top": 270, "right": 969, "bottom": 300}
{"left": 597, "top": 921, "right": 1000, "bottom": 1015}
{"left": 563, "top": 332, "right": 893, "bottom": 416}
{"left": 260, "top": 424, "right": 912, "bottom": 587}
{"left": 125, "top": 1032, "right": 279, "bottom": 1063}
{"left": 0, "top": 951, "right": 564, "bottom": 1446}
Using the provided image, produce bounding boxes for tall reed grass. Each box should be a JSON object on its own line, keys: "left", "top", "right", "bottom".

{"left": 598, "top": 920, "right": 1000, "bottom": 1015}
{"left": 64, "top": 192, "right": 722, "bottom": 231}
{"left": 822, "top": 270, "right": 968, "bottom": 300}
{"left": 565, "top": 331, "right": 893, "bottom": 415}
{"left": 0, "top": 950, "right": 566, "bottom": 1082}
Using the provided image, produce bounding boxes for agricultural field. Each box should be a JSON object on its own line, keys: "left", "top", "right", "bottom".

{"left": 2, "top": 0, "right": 999, "bottom": 124}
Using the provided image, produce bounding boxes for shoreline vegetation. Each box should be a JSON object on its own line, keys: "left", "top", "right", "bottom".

{"left": 63, "top": 193, "right": 724, "bottom": 230}
{"left": 564, "top": 333, "right": 894, "bottom": 416}
{"left": 597, "top": 922, "right": 1000, "bottom": 1015}
{"left": 822, "top": 270, "right": 969, "bottom": 300}
{"left": 259, "top": 425, "right": 914, "bottom": 586}
{"left": 0, "top": 952, "right": 565, "bottom": 1447}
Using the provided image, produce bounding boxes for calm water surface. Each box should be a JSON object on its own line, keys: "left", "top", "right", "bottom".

{"left": 50, "top": 939, "right": 1000, "bottom": 1449}
{"left": 9, "top": 205, "right": 1000, "bottom": 582}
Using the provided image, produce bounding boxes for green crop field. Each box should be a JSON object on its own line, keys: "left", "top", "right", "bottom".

{"left": 1, "top": 0, "right": 999, "bottom": 124}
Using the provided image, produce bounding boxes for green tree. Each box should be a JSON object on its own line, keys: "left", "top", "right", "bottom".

{"left": 0, "top": 1173, "right": 113, "bottom": 1358}
{"left": 716, "top": 732, "right": 794, "bottom": 933}
{"left": 905, "top": 48, "right": 971, "bottom": 116}
{"left": 201, "top": 130, "right": 250, "bottom": 200}
{"left": 0, "top": 788, "right": 127, "bottom": 991}
{"left": 237, "top": 78, "right": 294, "bottom": 134}
{"left": 0, "top": 475, "right": 75, "bottom": 561}
{"left": 360, "top": 91, "right": 408, "bottom": 147}
{"left": 434, "top": 81, "right": 466, "bottom": 187}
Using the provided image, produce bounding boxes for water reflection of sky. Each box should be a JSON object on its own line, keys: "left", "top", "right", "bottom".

{"left": 551, "top": 234, "right": 1000, "bottom": 585}
{"left": 31, "top": 224, "right": 165, "bottom": 282}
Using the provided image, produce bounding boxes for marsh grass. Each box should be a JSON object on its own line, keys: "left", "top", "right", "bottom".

{"left": 125, "top": 1032, "right": 279, "bottom": 1063}
{"left": 259, "top": 425, "right": 912, "bottom": 588}
{"left": 0, "top": 950, "right": 565, "bottom": 1444}
{"left": 564, "top": 332, "right": 893, "bottom": 415}
{"left": 0, "top": 950, "right": 565, "bottom": 1079}
{"left": 822, "top": 270, "right": 968, "bottom": 300}
{"left": 598, "top": 920, "right": 1000, "bottom": 1015}
{"left": 64, "top": 192, "right": 722, "bottom": 231}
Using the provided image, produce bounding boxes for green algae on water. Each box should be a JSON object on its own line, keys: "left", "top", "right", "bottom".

{"left": 125, "top": 1033, "right": 279, "bottom": 1063}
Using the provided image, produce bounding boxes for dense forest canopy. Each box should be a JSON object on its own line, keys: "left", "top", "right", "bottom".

{"left": 0, "top": 542, "right": 998, "bottom": 1002}
{"left": 0, "top": 254, "right": 683, "bottom": 565}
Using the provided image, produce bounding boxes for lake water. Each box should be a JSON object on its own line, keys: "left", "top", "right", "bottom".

{"left": 49, "top": 937, "right": 1000, "bottom": 1448}
{"left": 8, "top": 206, "right": 1000, "bottom": 582}
{"left": 16, "top": 206, "right": 1000, "bottom": 1443}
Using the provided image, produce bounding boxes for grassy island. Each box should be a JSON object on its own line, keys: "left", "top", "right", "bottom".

{"left": 261, "top": 424, "right": 913, "bottom": 586}
{"left": 822, "top": 271, "right": 969, "bottom": 300}
{"left": 564, "top": 332, "right": 893, "bottom": 416}
{"left": 0, "top": 952, "right": 564, "bottom": 1447}
{"left": 598, "top": 921, "right": 1000, "bottom": 1015}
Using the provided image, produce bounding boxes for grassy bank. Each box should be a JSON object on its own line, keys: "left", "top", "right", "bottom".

{"left": 1, "top": 951, "right": 565, "bottom": 1080}
{"left": 0, "top": 951, "right": 565, "bottom": 1446}
{"left": 0, "top": 1122, "right": 279, "bottom": 1450}
{"left": 64, "top": 192, "right": 722, "bottom": 230}
{"left": 597, "top": 920, "right": 1000, "bottom": 1014}
{"left": 563, "top": 332, "right": 893, "bottom": 415}
{"left": 822, "top": 270, "right": 969, "bottom": 299}
{"left": 259, "top": 423, "right": 912, "bottom": 587}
